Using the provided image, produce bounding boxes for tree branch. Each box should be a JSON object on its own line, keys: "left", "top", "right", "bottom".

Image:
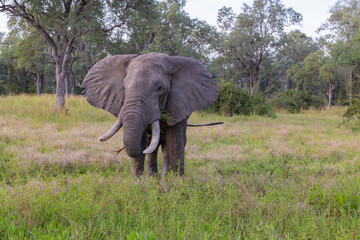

{"left": 0, "top": 2, "right": 60, "bottom": 61}
{"left": 102, "top": 23, "right": 126, "bottom": 33}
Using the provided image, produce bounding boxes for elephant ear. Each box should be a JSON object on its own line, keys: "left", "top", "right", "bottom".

{"left": 165, "top": 56, "right": 219, "bottom": 125}
{"left": 81, "top": 54, "right": 137, "bottom": 117}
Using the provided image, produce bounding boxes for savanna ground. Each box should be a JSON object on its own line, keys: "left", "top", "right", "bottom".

{"left": 0, "top": 95, "right": 359, "bottom": 239}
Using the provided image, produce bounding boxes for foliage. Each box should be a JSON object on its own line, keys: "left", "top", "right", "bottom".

{"left": 250, "top": 93, "right": 276, "bottom": 117}
{"left": 208, "top": 82, "right": 274, "bottom": 117}
{"left": 341, "top": 99, "right": 360, "bottom": 131}
{"left": 0, "top": 35, "right": 37, "bottom": 94}
{"left": 319, "top": 0, "right": 360, "bottom": 103}
{"left": 288, "top": 48, "right": 341, "bottom": 108}
{"left": 319, "top": 0, "right": 360, "bottom": 40}
{"left": 217, "top": 0, "right": 302, "bottom": 94}
{"left": 0, "top": 0, "right": 218, "bottom": 98}
{"left": 0, "top": 0, "right": 157, "bottom": 110}
{"left": 288, "top": 50, "right": 323, "bottom": 92}
{"left": 124, "top": 0, "right": 218, "bottom": 62}
{"left": 271, "top": 90, "right": 325, "bottom": 113}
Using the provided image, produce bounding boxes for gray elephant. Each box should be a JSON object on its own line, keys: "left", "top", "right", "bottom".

{"left": 81, "top": 52, "right": 218, "bottom": 177}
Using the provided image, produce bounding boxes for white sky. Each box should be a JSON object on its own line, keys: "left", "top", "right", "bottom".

{"left": 0, "top": 12, "right": 7, "bottom": 34}
{"left": 0, "top": 0, "right": 338, "bottom": 38}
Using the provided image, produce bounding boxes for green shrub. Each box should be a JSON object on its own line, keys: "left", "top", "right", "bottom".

{"left": 341, "top": 100, "right": 360, "bottom": 132}
{"left": 208, "top": 82, "right": 274, "bottom": 117}
{"left": 271, "top": 90, "right": 325, "bottom": 113}
{"left": 250, "top": 94, "right": 276, "bottom": 117}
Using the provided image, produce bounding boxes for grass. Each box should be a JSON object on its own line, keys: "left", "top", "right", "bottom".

{"left": 0, "top": 94, "right": 360, "bottom": 239}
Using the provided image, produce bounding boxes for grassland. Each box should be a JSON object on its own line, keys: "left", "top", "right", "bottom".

{"left": 0, "top": 94, "right": 359, "bottom": 239}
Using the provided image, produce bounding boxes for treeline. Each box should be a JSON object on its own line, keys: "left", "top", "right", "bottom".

{"left": 0, "top": 0, "right": 359, "bottom": 112}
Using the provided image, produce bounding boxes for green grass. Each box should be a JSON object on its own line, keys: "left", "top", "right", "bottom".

{"left": 0, "top": 94, "right": 360, "bottom": 239}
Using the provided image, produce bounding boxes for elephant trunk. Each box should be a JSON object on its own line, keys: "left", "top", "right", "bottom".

{"left": 122, "top": 112, "right": 147, "bottom": 158}
{"left": 121, "top": 95, "right": 161, "bottom": 158}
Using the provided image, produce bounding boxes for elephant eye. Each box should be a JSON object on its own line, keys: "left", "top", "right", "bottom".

{"left": 157, "top": 86, "right": 163, "bottom": 92}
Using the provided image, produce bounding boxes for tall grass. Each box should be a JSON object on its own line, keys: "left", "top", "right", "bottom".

{"left": 0, "top": 94, "right": 360, "bottom": 239}
{"left": 0, "top": 94, "right": 113, "bottom": 126}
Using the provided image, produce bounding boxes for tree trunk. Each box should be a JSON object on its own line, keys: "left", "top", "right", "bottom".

{"left": 70, "top": 73, "right": 75, "bottom": 95}
{"left": 84, "top": 44, "right": 93, "bottom": 71}
{"left": 36, "top": 72, "right": 44, "bottom": 96}
{"left": 327, "top": 91, "right": 333, "bottom": 109}
{"left": 53, "top": 37, "right": 74, "bottom": 111}
{"left": 55, "top": 64, "right": 66, "bottom": 112}
{"left": 286, "top": 77, "right": 293, "bottom": 90}
{"left": 249, "top": 75, "right": 257, "bottom": 95}
{"left": 65, "top": 71, "right": 71, "bottom": 98}
{"left": 349, "top": 70, "right": 353, "bottom": 105}
{"left": 249, "top": 74, "right": 255, "bottom": 95}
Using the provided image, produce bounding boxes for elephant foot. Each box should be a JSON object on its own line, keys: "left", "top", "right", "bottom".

{"left": 130, "top": 157, "right": 144, "bottom": 178}
{"left": 145, "top": 146, "right": 159, "bottom": 177}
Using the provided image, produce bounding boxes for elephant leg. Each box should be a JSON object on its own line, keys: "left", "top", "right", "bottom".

{"left": 145, "top": 146, "right": 159, "bottom": 177}
{"left": 129, "top": 133, "right": 146, "bottom": 178}
{"left": 160, "top": 142, "right": 170, "bottom": 177}
{"left": 163, "top": 119, "right": 187, "bottom": 175}
{"left": 130, "top": 156, "right": 144, "bottom": 178}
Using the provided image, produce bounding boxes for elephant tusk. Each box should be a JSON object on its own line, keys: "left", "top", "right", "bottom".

{"left": 143, "top": 120, "right": 160, "bottom": 154}
{"left": 99, "top": 120, "right": 123, "bottom": 142}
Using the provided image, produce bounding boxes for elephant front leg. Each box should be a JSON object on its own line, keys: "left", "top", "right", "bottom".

{"left": 160, "top": 142, "right": 170, "bottom": 177}
{"left": 129, "top": 133, "right": 146, "bottom": 178}
{"left": 130, "top": 156, "right": 145, "bottom": 178}
{"left": 145, "top": 146, "right": 159, "bottom": 177}
{"left": 162, "top": 119, "right": 187, "bottom": 176}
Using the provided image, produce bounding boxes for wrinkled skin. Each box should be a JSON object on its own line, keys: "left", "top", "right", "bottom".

{"left": 81, "top": 52, "right": 218, "bottom": 178}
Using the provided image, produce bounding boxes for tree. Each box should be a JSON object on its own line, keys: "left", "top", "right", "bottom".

{"left": 319, "top": 57, "right": 337, "bottom": 108}
{"left": 218, "top": 0, "right": 302, "bottom": 94}
{"left": 12, "top": 29, "right": 50, "bottom": 96}
{"left": 319, "top": 0, "right": 360, "bottom": 103}
{"left": 276, "top": 30, "right": 318, "bottom": 90}
{"left": 123, "top": 0, "right": 218, "bottom": 62}
{"left": 290, "top": 49, "right": 341, "bottom": 108}
{"left": 319, "top": 0, "right": 360, "bottom": 41}
{"left": 289, "top": 50, "right": 323, "bottom": 93}
{"left": 0, "top": 0, "right": 153, "bottom": 111}
{"left": 0, "top": 31, "right": 39, "bottom": 94}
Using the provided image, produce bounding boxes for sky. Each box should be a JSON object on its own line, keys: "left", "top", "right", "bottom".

{"left": 0, "top": 12, "right": 8, "bottom": 34}
{"left": 0, "top": 0, "right": 338, "bottom": 38}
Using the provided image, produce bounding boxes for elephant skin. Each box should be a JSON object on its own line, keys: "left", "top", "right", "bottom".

{"left": 81, "top": 52, "right": 219, "bottom": 178}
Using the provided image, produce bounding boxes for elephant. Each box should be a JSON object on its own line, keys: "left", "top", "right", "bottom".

{"left": 81, "top": 52, "right": 219, "bottom": 178}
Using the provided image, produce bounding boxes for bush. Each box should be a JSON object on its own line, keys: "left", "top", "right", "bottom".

{"left": 341, "top": 100, "right": 360, "bottom": 132}
{"left": 208, "top": 82, "right": 275, "bottom": 117}
{"left": 250, "top": 94, "right": 276, "bottom": 117}
{"left": 271, "top": 90, "right": 325, "bottom": 113}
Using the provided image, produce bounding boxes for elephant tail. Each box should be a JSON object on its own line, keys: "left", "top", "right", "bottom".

{"left": 187, "top": 122, "right": 224, "bottom": 127}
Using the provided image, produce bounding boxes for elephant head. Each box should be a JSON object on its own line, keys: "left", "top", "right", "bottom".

{"left": 81, "top": 52, "right": 218, "bottom": 158}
